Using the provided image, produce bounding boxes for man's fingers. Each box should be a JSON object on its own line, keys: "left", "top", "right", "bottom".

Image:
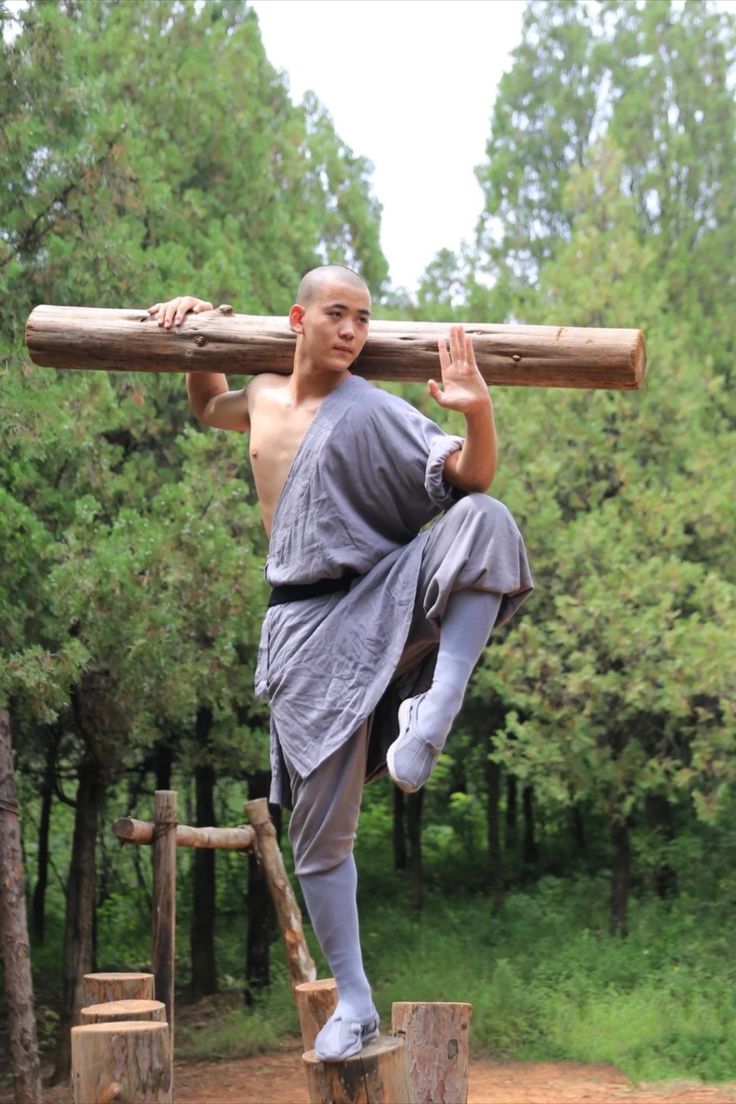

{"left": 428, "top": 379, "right": 446, "bottom": 406}
{"left": 147, "top": 303, "right": 162, "bottom": 316}
{"left": 437, "top": 339, "right": 451, "bottom": 374}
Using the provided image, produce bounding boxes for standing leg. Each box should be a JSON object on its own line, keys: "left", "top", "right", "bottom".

{"left": 285, "top": 724, "right": 379, "bottom": 1061}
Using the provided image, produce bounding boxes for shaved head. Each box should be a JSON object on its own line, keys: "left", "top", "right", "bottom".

{"left": 297, "top": 265, "right": 370, "bottom": 306}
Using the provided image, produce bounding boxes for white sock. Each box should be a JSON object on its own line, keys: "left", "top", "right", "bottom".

{"left": 299, "top": 855, "right": 374, "bottom": 1021}
{"left": 416, "top": 590, "right": 502, "bottom": 748}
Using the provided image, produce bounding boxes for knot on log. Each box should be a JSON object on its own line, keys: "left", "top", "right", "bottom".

{"left": 217, "top": 304, "right": 234, "bottom": 315}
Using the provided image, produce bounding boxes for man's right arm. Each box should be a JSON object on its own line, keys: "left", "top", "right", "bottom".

{"left": 148, "top": 295, "right": 249, "bottom": 432}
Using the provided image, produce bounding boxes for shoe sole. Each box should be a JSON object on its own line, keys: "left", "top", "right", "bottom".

{"left": 386, "top": 699, "right": 419, "bottom": 794}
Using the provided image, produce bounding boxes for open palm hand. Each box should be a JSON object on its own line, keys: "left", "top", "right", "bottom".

{"left": 429, "top": 326, "right": 490, "bottom": 414}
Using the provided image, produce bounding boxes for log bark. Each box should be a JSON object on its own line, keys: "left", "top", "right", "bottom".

{"left": 71, "top": 1021, "right": 171, "bottom": 1104}
{"left": 0, "top": 710, "right": 43, "bottom": 1104}
{"left": 80, "top": 999, "right": 166, "bottom": 1024}
{"left": 246, "top": 799, "right": 315, "bottom": 989}
{"left": 303, "top": 1036, "right": 414, "bottom": 1104}
{"left": 83, "top": 973, "right": 155, "bottom": 1006}
{"left": 295, "top": 978, "right": 338, "bottom": 1051}
{"left": 151, "top": 791, "right": 176, "bottom": 1091}
{"left": 391, "top": 1001, "right": 472, "bottom": 1104}
{"left": 113, "top": 815, "right": 255, "bottom": 851}
{"left": 26, "top": 305, "right": 646, "bottom": 390}
{"left": 245, "top": 798, "right": 317, "bottom": 989}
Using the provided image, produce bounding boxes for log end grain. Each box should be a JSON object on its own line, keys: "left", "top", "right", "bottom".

{"left": 80, "top": 1000, "right": 166, "bottom": 1024}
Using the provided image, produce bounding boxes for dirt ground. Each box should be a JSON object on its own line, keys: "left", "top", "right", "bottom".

{"left": 6, "top": 1040, "right": 736, "bottom": 1104}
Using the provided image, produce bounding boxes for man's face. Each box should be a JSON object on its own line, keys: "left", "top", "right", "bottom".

{"left": 296, "top": 279, "right": 371, "bottom": 371}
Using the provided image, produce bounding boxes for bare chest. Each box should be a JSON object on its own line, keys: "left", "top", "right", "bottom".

{"left": 248, "top": 402, "right": 319, "bottom": 534}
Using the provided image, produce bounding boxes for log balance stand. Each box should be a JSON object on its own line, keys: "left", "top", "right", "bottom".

{"left": 71, "top": 791, "right": 471, "bottom": 1104}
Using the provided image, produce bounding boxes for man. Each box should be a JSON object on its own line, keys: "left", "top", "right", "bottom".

{"left": 149, "top": 266, "right": 532, "bottom": 1060}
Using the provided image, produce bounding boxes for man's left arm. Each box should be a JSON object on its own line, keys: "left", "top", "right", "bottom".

{"left": 429, "top": 326, "right": 497, "bottom": 494}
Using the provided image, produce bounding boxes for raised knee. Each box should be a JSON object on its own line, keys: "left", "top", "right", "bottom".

{"left": 450, "top": 492, "right": 513, "bottom": 527}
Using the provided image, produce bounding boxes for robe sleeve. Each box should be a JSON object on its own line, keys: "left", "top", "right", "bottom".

{"left": 424, "top": 433, "right": 465, "bottom": 510}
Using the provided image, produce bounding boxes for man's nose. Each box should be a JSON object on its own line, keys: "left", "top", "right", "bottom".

{"left": 339, "top": 318, "right": 355, "bottom": 339}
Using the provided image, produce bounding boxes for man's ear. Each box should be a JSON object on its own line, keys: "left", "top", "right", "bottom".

{"left": 289, "top": 304, "right": 305, "bottom": 334}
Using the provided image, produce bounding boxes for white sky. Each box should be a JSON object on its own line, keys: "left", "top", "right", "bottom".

{"left": 250, "top": 0, "right": 526, "bottom": 293}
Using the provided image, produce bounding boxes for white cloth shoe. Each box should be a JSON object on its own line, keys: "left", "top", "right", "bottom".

{"left": 386, "top": 694, "right": 442, "bottom": 793}
{"left": 314, "top": 1010, "right": 380, "bottom": 1061}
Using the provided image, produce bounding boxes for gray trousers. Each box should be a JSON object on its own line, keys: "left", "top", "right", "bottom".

{"left": 283, "top": 494, "right": 521, "bottom": 876}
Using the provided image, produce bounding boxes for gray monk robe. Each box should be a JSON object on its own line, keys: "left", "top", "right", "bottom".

{"left": 254, "top": 373, "right": 533, "bottom": 808}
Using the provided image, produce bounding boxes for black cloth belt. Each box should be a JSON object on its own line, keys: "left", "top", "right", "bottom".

{"left": 267, "top": 573, "right": 358, "bottom": 608}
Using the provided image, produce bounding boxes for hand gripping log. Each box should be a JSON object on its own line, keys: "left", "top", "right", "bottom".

{"left": 25, "top": 305, "right": 646, "bottom": 390}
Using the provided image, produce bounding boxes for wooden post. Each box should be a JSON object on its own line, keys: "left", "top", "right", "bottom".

{"left": 80, "top": 999, "right": 166, "bottom": 1024}
{"left": 245, "top": 798, "right": 316, "bottom": 988}
{"left": 71, "top": 1021, "right": 171, "bottom": 1104}
{"left": 152, "top": 790, "right": 177, "bottom": 1093}
{"left": 391, "top": 1001, "right": 472, "bottom": 1104}
{"left": 295, "top": 978, "right": 338, "bottom": 1050}
{"left": 303, "top": 1036, "right": 414, "bottom": 1104}
{"left": 25, "top": 305, "right": 646, "bottom": 391}
{"left": 0, "top": 709, "right": 43, "bottom": 1104}
{"left": 83, "top": 972, "right": 155, "bottom": 1006}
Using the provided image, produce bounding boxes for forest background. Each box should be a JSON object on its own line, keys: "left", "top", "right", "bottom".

{"left": 1, "top": 0, "right": 735, "bottom": 1088}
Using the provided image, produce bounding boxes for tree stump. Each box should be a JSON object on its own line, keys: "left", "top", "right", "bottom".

{"left": 71, "top": 1020, "right": 171, "bottom": 1104}
{"left": 83, "top": 972, "right": 155, "bottom": 1006}
{"left": 295, "top": 978, "right": 338, "bottom": 1050}
{"left": 391, "top": 1002, "right": 472, "bottom": 1104}
{"left": 80, "top": 999, "right": 166, "bottom": 1025}
{"left": 303, "top": 1036, "right": 414, "bottom": 1104}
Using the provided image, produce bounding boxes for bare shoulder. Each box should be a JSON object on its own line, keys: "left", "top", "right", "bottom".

{"left": 246, "top": 373, "right": 291, "bottom": 403}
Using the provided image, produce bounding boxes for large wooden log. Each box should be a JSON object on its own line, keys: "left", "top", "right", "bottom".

{"left": 80, "top": 999, "right": 166, "bottom": 1025}
{"left": 295, "top": 978, "right": 338, "bottom": 1050}
{"left": 245, "top": 797, "right": 317, "bottom": 988}
{"left": 113, "top": 815, "right": 255, "bottom": 851}
{"left": 392, "top": 1001, "right": 472, "bottom": 1104}
{"left": 0, "top": 710, "right": 43, "bottom": 1104}
{"left": 151, "top": 791, "right": 176, "bottom": 1094}
{"left": 83, "top": 972, "right": 155, "bottom": 1006}
{"left": 71, "top": 1021, "right": 171, "bottom": 1104}
{"left": 303, "top": 1036, "right": 414, "bottom": 1104}
{"left": 25, "top": 304, "right": 646, "bottom": 390}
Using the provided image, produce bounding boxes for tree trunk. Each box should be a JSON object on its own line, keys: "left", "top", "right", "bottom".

{"left": 244, "top": 771, "right": 274, "bottom": 1005}
{"left": 504, "top": 775, "right": 517, "bottom": 854}
{"left": 26, "top": 306, "right": 647, "bottom": 390}
{"left": 610, "top": 817, "right": 631, "bottom": 936}
{"left": 51, "top": 753, "right": 105, "bottom": 1083}
{"left": 521, "top": 786, "right": 538, "bottom": 875}
{"left": 407, "top": 791, "right": 424, "bottom": 915}
{"left": 393, "top": 787, "right": 407, "bottom": 872}
{"left": 154, "top": 738, "right": 174, "bottom": 792}
{"left": 190, "top": 709, "right": 217, "bottom": 996}
{"left": 0, "top": 709, "right": 43, "bottom": 1104}
{"left": 485, "top": 751, "right": 503, "bottom": 912}
{"left": 32, "top": 731, "right": 59, "bottom": 945}
{"left": 570, "top": 805, "right": 587, "bottom": 861}
{"left": 644, "top": 793, "right": 678, "bottom": 898}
